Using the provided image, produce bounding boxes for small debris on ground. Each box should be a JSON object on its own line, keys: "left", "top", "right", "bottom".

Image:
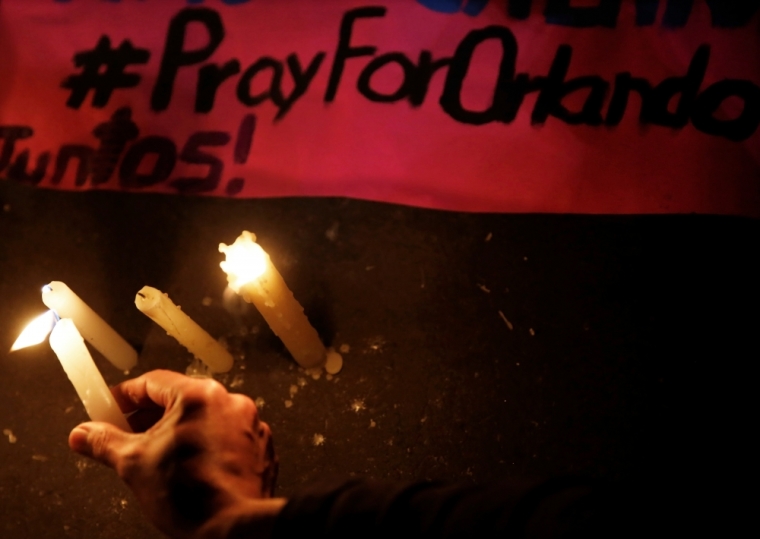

{"left": 339, "top": 343, "right": 350, "bottom": 354}
{"left": 498, "top": 311, "right": 514, "bottom": 330}
{"left": 529, "top": 328, "right": 535, "bottom": 336}
{"left": 201, "top": 297, "right": 213, "bottom": 306}
{"left": 254, "top": 397, "right": 266, "bottom": 409}
{"left": 313, "top": 434, "right": 325, "bottom": 446}
{"left": 366, "top": 336, "right": 385, "bottom": 354}
{"left": 186, "top": 358, "right": 212, "bottom": 378}
{"left": 485, "top": 232, "right": 492, "bottom": 242}
{"left": 3, "top": 429, "right": 17, "bottom": 444}
{"left": 289, "top": 385, "right": 299, "bottom": 397}
{"left": 369, "top": 420, "right": 376, "bottom": 428}
{"left": 350, "top": 399, "right": 365, "bottom": 412}
{"left": 284, "top": 400, "right": 293, "bottom": 408}
{"left": 297, "top": 377, "right": 307, "bottom": 388}
{"left": 32, "top": 455, "right": 48, "bottom": 462}
{"left": 325, "top": 221, "right": 340, "bottom": 241}
{"left": 229, "top": 375, "right": 244, "bottom": 389}
{"left": 477, "top": 284, "right": 491, "bottom": 293}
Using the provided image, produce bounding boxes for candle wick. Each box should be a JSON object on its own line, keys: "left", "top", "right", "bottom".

{"left": 137, "top": 293, "right": 146, "bottom": 299}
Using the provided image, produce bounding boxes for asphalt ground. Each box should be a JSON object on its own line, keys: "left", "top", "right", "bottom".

{"left": 1, "top": 179, "right": 757, "bottom": 538}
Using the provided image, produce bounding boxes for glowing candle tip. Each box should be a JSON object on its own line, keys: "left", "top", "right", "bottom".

{"left": 219, "top": 231, "right": 268, "bottom": 291}
{"left": 10, "top": 310, "right": 57, "bottom": 352}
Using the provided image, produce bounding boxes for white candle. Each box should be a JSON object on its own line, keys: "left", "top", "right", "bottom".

{"left": 134, "top": 286, "right": 233, "bottom": 373}
{"left": 219, "top": 231, "right": 328, "bottom": 369}
{"left": 42, "top": 281, "right": 137, "bottom": 371}
{"left": 49, "top": 319, "right": 132, "bottom": 431}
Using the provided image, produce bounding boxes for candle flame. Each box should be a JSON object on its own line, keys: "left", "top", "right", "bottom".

{"left": 219, "top": 231, "right": 268, "bottom": 291}
{"left": 10, "top": 310, "right": 57, "bottom": 351}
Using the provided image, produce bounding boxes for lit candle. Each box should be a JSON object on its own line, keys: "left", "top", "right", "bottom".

{"left": 10, "top": 310, "right": 58, "bottom": 352}
{"left": 134, "top": 286, "right": 233, "bottom": 374}
{"left": 42, "top": 281, "right": 137, "bottom": 371}
{"left": 219, "top": 231, "right": 331, "bottom": 369}
{"left": 11, "top": 314, "right": 131, "bottom": 431}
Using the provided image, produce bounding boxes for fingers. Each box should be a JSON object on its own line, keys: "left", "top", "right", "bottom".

{"left": 111, "top": 369, "right": 204, "bottom": 413}
{"left": 69, "top": 422, "right": 133, "bottom": 469}
{"left": 127, "top": 407, "right": 167, "bottom": 433}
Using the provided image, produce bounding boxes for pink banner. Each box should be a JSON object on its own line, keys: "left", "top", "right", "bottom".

{"left": 1, "top": 0, "right": 758, "bottom": 215}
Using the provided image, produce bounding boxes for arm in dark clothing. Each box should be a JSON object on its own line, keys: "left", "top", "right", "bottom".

{"left": 273, "top": 477, "right": 663, "bottom": 539}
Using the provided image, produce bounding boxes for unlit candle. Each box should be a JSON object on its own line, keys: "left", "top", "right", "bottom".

{"left": 135, "top": 286, "right": 233, "bottom": 373}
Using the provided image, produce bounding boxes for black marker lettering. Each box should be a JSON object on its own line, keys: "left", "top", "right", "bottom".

{"left": 640, "top": 44, "right": 709, "bottom": 128}
{"left": 408, "top": 51, "right": 451, "bottom": 107}
{"left": 544, "top": 0, "right": 622, "bottom": 28}
{"left": 152, "top": 8, "right": 225, "bottom": 111}
{"left": 234, "top": 114, "right": 256, "bottom": 165}
{"left": 502, "top": 73, "right": 545, "bottom": 123}
{"left": 706, "top": 0, "right": 760, "bottom": 28}
{"left": 605, "top": 73, "right": 653, "bottom": 125}
{"left": 0, "top": 126, "right": 33, "bottom": 172}
{"left": 357, "top": 52, "right": 417, "bottom": 103}
{"left": 171, "top": 131, "right": 230, "bottom": 194}
{"left": 508, "top": 0, "right": 532, "bottom": 20}
{"left": 51, "top": 145, "right": 94, "bottom": 186}
{"left": 119, "top": 136, "right": 177, "bottom": 188}
{"left": 532, "top": 45, "right": 609, "bottom": 126}
{"left": 662, "top": 0, "right": 693, "bottom": 28}
{"left": 691, "top": 80, "right": 760, "bottom": 142}
{"left": 196, "top": 59, "right": 242, "bottom": 113}
{"left": 236, "top": 57, "right": 284, "bottom": 107}
{"left": 277, "top": 52, "right": 326, "bottom": 120}
{"left": 6, "top": 150, "right": 50, "bottom": 185}
{"left": 440, "top": 26, "right": 518, "bottom": 125}
{"left": 92, "top": 107, "right": 139, "bottom": 185}
{"left": 325, "top": 7, "right": 386, "bottom": 102}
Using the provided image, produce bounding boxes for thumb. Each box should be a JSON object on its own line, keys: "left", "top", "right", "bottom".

{"left": 69, "top": 422, "right": 132, "bottom": 469}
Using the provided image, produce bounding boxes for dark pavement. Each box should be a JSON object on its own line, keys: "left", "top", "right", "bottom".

{"left": 1, "top": 179, "right": 757, "bottom": 538}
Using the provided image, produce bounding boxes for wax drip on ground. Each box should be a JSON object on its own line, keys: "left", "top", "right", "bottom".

{"left": 186, "top": 357, "right": 212, "bottom": 378}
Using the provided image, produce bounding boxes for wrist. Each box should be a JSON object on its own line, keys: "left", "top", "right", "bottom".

{"left": 200, "top": 498, "right": 287, "bottom": 539}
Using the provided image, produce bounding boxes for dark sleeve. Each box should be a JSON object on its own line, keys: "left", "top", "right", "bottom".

{"left": 272, "top": 476, "right": 662, "bottom": 539}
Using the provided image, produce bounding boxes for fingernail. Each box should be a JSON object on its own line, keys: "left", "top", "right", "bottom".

{"left": 69, "top": 425, "right": 91, "bottom": 453}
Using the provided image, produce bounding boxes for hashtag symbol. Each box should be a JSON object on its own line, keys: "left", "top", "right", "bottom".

{"left": 61, "top": 36, "right": 150, "bottom": 109}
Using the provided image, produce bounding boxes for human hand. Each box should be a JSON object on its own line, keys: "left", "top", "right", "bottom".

{"left": 68, "top": 370, "right": 282, "bottom": 539}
